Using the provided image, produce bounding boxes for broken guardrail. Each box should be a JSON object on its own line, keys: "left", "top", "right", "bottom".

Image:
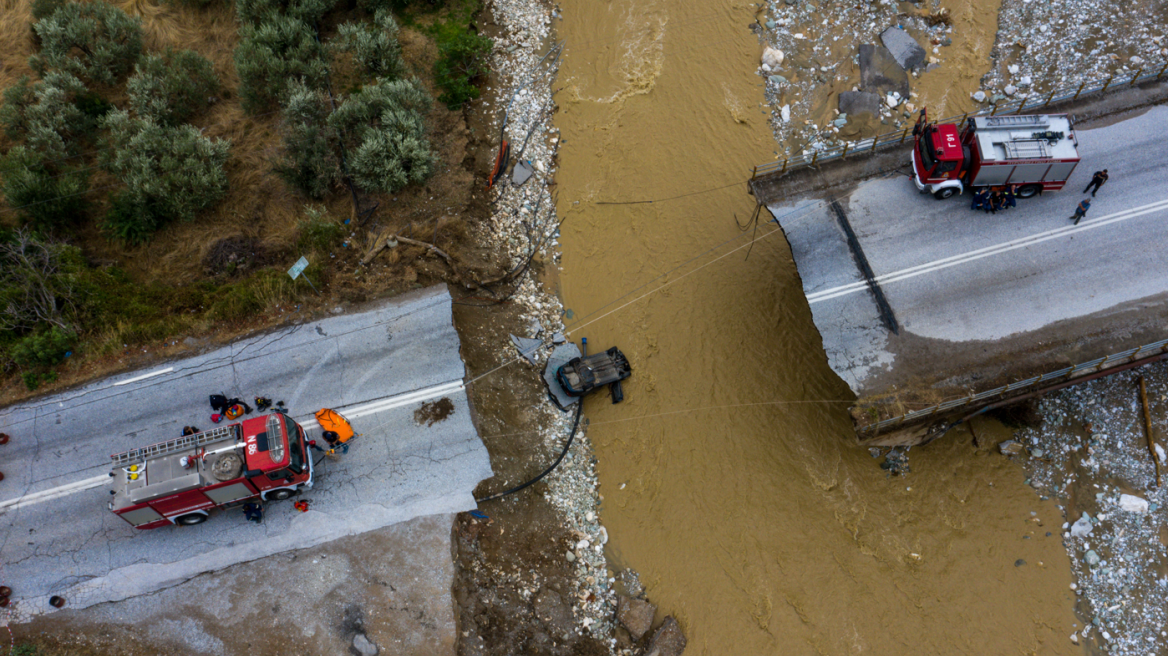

{"left": 750, "top": 57, "right": 1168, "bottom": 181}
{"left": 859, "top": 337, "right": 1168, "bottom": 436}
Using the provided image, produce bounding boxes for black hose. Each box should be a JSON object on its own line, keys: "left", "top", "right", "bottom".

{"left": 476, "top": 401, "right": 584, "bottom": 503}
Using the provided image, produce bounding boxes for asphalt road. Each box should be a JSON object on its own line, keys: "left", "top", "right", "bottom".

{"left": 0, "top": 285, "right": 492, "bottom": 620}
{"left": 770, "top": 105, "right": 1168, "bottom": 396}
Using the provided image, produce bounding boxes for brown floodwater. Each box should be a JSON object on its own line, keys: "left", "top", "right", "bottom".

{"left": 551, "top": 0, "right": 1085, "bottom": 653}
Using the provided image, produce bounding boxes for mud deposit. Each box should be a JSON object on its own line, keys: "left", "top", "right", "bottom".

{"left": 552, "top": 0, "right": 1084, "bottom": 652}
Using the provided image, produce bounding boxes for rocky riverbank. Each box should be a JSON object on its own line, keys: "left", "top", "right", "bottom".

{"left": 450, "top": 0, "right": 686, "bottom": 653}
{"left": 1005, "top": 361, "right": 1168, "bottom": 655}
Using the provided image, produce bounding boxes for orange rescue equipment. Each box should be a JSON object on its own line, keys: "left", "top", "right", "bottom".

{"left": 314, "top": 408, "right": 355, "bottom": 443}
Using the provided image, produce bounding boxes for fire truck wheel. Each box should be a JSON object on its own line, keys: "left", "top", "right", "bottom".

{"left": 175, "top": 513, "right": 208, "bottom": 526}
{"left": 1017, "top": 184, "right": 1042, "bottom": 199}
{"left": 268, "top": 489, "right": 295, "bottom": 501}
{"left": 933, "top": 188, "right": 957, "bottom": 200}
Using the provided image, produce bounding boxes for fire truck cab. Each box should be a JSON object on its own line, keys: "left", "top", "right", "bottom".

{"left": 108, "top": 413, "right": 313, "bottom": 529}
{"left": 912, "top": 110, "right": 1080, "bottom": 200}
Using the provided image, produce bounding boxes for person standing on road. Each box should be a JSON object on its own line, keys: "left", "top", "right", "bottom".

{"left": 1083, "top": 169, "right": 1108, "bottom": 196}
{"left": 1070, "top": 198, "right": 1091, "bottom": 225}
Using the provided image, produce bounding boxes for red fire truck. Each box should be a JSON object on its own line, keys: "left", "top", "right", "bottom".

{"left": 108, "top": 413, "right": 313, "bottom": 529}
{"left": 912, "top": 110, "right": 1081, "bottom": 200}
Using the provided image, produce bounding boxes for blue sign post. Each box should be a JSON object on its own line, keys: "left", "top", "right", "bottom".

{"left": 287, "top": 256, "right": 319, "bottom": 294}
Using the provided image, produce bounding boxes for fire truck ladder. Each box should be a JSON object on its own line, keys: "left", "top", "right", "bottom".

{"left": 984, "top": 115, "right": 1049, "bottom": 128}
{"left": 110, "top": 425, "right": 239, "bottom": 467}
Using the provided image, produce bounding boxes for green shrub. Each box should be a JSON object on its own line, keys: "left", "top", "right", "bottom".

{"left": 0, "top": 147, "right": 89, "bottom": 230}
{"left": 234, "top": 15, "right": 329, "bottom": 114}
{"left": 432, "top": 25, "right": 491, "bottom": 109}
{"left": 30, "top": 0, "right": 65, "bottom": 20}
{"left": 11, "top": 325, "right": 75, "bottom": 368}
{"left": 128, "top": 50, "right": 219, "bottom": 125}
{"left": 1, "top": 72, "right": 93, "bottom": 161}
{"left": 296, "top": 205, "right": 344, "bottom": 252}
{"left": 235, "top": 0, "right": 339, "bottom": 26}
{"left": 30, "top": 1, "right": 144, "bottom": 86}
{"left": 209, "top": 280, "right": 264, "bottom": 322}
{"left": 329, "top": 78, "right": 433, "bottom": 193}
{"left": 274, "top": 82, "right": 338, "bottom": 198}
{"left": 101, "top": 191, "right": 159, "bottom": 245}
{"left": 101, "top": 111, "right": 230, "bottom": 237}
{"left": 334, "top": 10, "right": 405, "bottom": 79}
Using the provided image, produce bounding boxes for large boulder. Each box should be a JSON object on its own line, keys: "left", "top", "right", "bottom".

{"left": 646, "top": 616, "right": 687, "bottom": 656}
{"left": 880, "top": 27, "right": 927, "bottom": 71}
{"left": 858, "top": 44, "right": 909, "bottom": 98}
{"left": 616, "top": 595, "right": 656, "bottom": 640}
{"left": 838, "top": 91, "right": 881, "bottom": 118}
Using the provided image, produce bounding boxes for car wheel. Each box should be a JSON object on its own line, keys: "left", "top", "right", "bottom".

{"left": 268, "top": 489, "right": 294, "bottom": 501}
{"left": 176, "top": 513, "right": 207, "bottom": 526}
{"left": 1017, "top": 184, "right": 1042, "bottom": 199}
{"left": 933, "top": 188, "right": 957, "bottom": 200}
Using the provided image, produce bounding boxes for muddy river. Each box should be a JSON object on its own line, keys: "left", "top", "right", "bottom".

{"left": 551, "top": 0, "right": 1084, "bottom": 653}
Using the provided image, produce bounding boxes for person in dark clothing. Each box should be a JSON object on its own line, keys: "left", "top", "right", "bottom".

{"left": 971, "top": 189, "right": 988, "bottom": 211}
{"left": 1070, "top": 198, "right": 1091, "bottom": 225}
{"left": 1083, "top": 169, "right": 1108, "bottom": 196}
{"left": 243, "top": 502, "right": 264, "bottom": 523}
{"left": 182, "top": 426, "right": 200, "bottom": 436}
{"left": 1004, "top": 185, "right": 1017, "bottom": 210}
{"left": 255, "top": 397, "right": 272, "bottom": 411}
{"left": 987, "top": 190, "right": 1003, "bottom": 214}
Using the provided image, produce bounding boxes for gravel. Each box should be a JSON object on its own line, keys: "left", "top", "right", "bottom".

{"left": 479, "top": 0, "right": 620, "bottom": 646}
{"left": 1013, "top": 361, "right": 1168, "bottom": 655}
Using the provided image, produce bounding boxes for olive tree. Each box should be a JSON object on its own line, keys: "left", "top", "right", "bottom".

{"left": 329, "top": 78, "right": 433, "bottom": 194}
{"left": 127, "top": 50, "right": 219, "bottom": 125}
{"left": 275, "top": 82, "right": 339, "bottom": 198}
{"left": 30, "top": 1, "right": 144, "bottom": 86}
{"left": 1, "top": 72, "right": 92, "bottom": 161}
{"left": 235, "top": 0, "right": 338, "bottom": 26}
{"left": 0, "top": 147, "right": 90, "bottom": 230}
{"left": 334, "top": 10, "right": 404, "bottom": 79}
{"left": 101, "top": 110, "right": 230, "bottom": 241}
{"left": 234, "top": 15, "right": 329, "bottom": 114}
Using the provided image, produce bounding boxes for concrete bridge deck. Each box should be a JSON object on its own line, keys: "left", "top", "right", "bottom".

{"left": 765, "top": 105, "right": 1168, "bottom": 419}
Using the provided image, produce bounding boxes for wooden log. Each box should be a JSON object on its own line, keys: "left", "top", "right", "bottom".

{"left": 1138, "top": 376, "right": 1162, "bottom": 487}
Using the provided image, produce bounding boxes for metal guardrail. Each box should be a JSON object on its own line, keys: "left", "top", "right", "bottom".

{"left": 858, "top": 338, "right": 1168, "bottom": 435}
{"left": 751, "top": 58, "right": 1168, "bottom": 180}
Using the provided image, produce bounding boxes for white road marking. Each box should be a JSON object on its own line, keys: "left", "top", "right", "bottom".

{"left": 113, "top": 367, "right": 174, "bottom": 386}
{"left": 806, "top": 198, "right": 1168, "bottom": 305}
{"left": 296, "top": 380, "right": 466, "bottom": 431}
{"left": 0, "top": 380, "right": 468, "bottom": 514}
{"left": 0, "top": 474, "right": 109, "bottom": 514}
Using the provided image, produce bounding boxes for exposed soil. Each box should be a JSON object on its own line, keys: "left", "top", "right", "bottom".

{"left": 415, "top": 397, "right": 457, "bottom": 426}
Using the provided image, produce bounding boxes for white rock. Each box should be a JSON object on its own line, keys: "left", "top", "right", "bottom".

{"left": 1008, "top": 64, "right": 1020, "bottom": 75}
{"left": 1131, "top": 55, "right": 1145, "bottom": 65}
{"left": 1156, "top": 443, "right": 1166, "bottom": 464}
{"left": 576, "top": 539, "right": 590, "bottom": 549}
{"left": 1004, "top": 84, "right": 1018, "bottom": 96}
{"left": 886, "top": 94, "right": 899, "bottom": 108}
{"left": 972, "top": 90, "right": 987, "bottom": 102}
{"left": 793, "top": 33, "right": 805, "bottom": 39}
{"left": 1118, "top": 493, "right": 1149, "bottom": 513}
{"left": 761, "top": 46, "right": 784, "bottom": 69}
{"left": 1070, "top": 514, "right": 1094, "bottom": 538}
{"left": 761, "top": 63, "right": 772, "bottom": 72}
{"left": 1018, "top": 75, "right": 1032, "bottom": 88}
{"left": 566, "top": 551, "right": 576, "bottom": 562}
{"left": 1070, "top": 633, "right": 1079, "bottom": 645}
{"left": 780, "top": 105, "right": 791, "bottom": 123}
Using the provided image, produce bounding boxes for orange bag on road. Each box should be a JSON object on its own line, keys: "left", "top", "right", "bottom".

{"left": 315, "top": 408, "right": 354, "bottom": 443}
